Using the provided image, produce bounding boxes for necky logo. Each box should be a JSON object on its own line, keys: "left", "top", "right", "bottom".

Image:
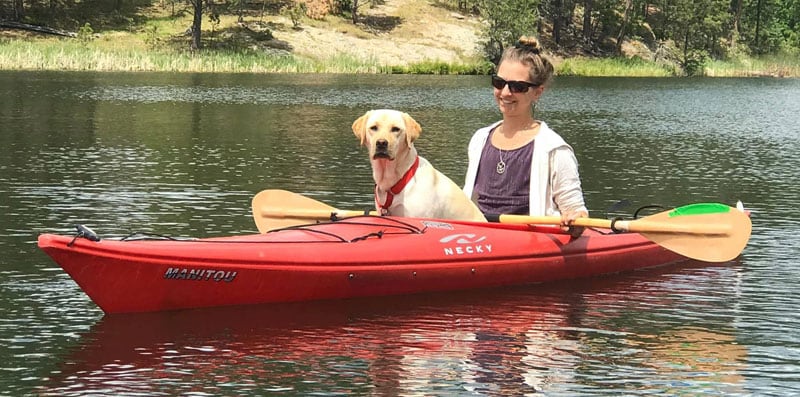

{"left": 440, "top": 233, "right": 491, "bottom": 256}
{"left": 439, "top": 234, "right": 487, "bottom": 244}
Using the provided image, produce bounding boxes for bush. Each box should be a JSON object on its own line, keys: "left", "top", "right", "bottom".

{"left": 681, "top": 49, "right": 709, "bottom": 76}
{"left": 77, "top": 23, "right": 94, "bottom": 45}
{"left": 282, "top": 2, "right": 308, "bottom": 28}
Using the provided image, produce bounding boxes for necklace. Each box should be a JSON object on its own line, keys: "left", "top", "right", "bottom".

{"left": 493, "top": 122, "right": 537, "bottom": 175}
{"left": 496, "top": 147, "right": 506, "bottom": 174}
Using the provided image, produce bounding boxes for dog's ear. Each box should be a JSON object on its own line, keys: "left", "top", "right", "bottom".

{"left": 402, "top": 112, "right": 421, "bottom": 146}
{"left": 352, "top": 111, "right": 371, "bottom": 146}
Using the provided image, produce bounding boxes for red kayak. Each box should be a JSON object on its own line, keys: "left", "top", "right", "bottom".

{"left": 38, "top": 216, "right": 690, "bottom": 314}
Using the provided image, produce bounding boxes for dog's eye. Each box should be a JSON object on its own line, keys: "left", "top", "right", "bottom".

{"left": 391, "top": 126, "right": 401, "bottom": 133}
{"left": 369, "top": 126, "right": 378, "bottom": 131}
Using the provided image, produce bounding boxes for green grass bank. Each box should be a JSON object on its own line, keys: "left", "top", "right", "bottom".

{"left": 2, "top": 36, "right": 797, "bottom": 77}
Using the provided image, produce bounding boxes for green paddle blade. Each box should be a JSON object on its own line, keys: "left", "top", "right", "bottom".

{"left": 668, "top": 202, "right": 731, "bottom": 217}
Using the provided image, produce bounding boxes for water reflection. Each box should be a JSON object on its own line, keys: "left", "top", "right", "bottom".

{"left": 75, "top": 85, "right": 493, "bottom": 109}
{"left": 40, "top": 262, "right": 745, "bottom": 396}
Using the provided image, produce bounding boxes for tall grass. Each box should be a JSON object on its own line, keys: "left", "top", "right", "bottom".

{"left": 385, "top": 59, "right": 494, "bottom": 75}
{"left": 0, "top": 38, "right": 490, "bottom": 75}
{"left": 704, "top": 54, "right": 800, "bottom": 77}
{"left": 558, "top": 56, "right": 678, "bottom": 77}
{"left": 0, "top": 38, "right": 383, "bottom": 73}
{"left": 3, "top": 38, "right": 798, "bottom": 77}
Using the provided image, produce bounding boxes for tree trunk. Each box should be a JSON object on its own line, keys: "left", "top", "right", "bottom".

{"left": 683, "top": 28, "right": 689, "bottom": 66}
{"left": 730, "top": 0, "right": 742, "bottom": 49}
{"left": 352, "top": 0, "right": 360, "bottom": 24}
{"left": 552, "top": 0, "right": 563, "bottom": 45}
{"left": 537, "top": 2, "right": 545, "bottom": 35}
{"left": 754, "top": 0, "right": 763, "bottom": 53}
{"left": 582, "top": 0, "right": 593, "bottom": 43}
{"left": 14, "top": 0, "right": 25, "bottom": 20}
{"left": 0, "top": 20, "right": 76, "bottom": 37}
{"left": 615, "top": 0, "right": 633, "bottom": 54}
{"left": 190, "top": 0, "right": 204, "bottom": 50}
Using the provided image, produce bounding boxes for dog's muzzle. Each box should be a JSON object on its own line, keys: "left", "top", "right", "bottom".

{"left": 373, "top": 139, "right": 391, "bottom": 159}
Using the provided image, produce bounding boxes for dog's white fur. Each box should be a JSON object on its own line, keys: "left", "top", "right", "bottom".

{"left": 352, "top": 109, "right": 486, "bottom": 222}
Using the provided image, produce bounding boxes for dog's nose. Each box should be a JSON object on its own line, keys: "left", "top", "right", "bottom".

{"left": 376, "top": 139, "right": 388, "bottom": 151}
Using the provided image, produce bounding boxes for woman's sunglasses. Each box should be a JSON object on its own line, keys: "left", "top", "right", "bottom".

{"left": 491, "top": 75, "right": 538, "bottom": 93}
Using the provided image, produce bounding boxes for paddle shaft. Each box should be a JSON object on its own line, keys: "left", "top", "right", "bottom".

{"left": 260, "top": 208, "right": 731, "bottom": 236}
{"left": 252, "top": 190, "right": 751, "bottom": 262}
{"left": 486, "top": 214, "right": 732, "bottom": 235}
{"left": 259, "top": 208, "right": 378, "bottom": 220}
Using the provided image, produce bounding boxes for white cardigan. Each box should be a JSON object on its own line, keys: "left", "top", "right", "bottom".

{"left": 463, "top": 120, "right": 588, "bottom": 217}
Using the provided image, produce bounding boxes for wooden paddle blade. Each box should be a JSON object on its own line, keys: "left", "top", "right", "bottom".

{"left": 252, "top": 189, "right": 378, "bottom": 232}
{"left": 251, "top": 189, "right": 339, "bottom": 233}
{"left": 633, "top": 203, "right": 752, "bottom": 262}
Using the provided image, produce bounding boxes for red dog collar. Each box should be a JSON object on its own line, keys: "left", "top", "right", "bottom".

{"left": 375, "top": 156, "right": 420, "bottom": 215}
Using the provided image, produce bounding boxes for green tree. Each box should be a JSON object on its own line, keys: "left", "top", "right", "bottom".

{"left": 742, "top": 0, "right": 796, "bottom": 53}
{"left": 334, "top": 0, "right": 380, "bottom": 24}
{"left": 188, "top": 0, "right": 205, "bottom": 50}
{"left": 660, "top": 0, "right": 728, "bottom": 72}
{"left": 187, "top": 0, "right": 221, "bottom": 50}
{"left": 476, "top": 0, "right": 541, "bottom": 64}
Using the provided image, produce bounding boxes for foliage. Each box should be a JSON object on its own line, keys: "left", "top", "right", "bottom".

{"left": 76, "top": 23, "right": 94, "bottom": 46}
{"left": 334, "top": 0, "right": 381, "bottom": 23}
{"left": 282, "top": 2, "right": 308, "bottom": 28}
{"left": 1, "top": 0, "right": 798, "bottom": 71}
{"left": 474, "top": 0, "right": 540, "bottom": 64}
{"left": 680, "top": 49, "right": 710, "bottom": 76}
{"left": 386, "top": 59, "right": 494, "bottom": 74}
{"left": 470, "top": 0, "right": 800, "bottom": 67}
{"left": 143, "top": 25, "right": 160, "bottom": 49}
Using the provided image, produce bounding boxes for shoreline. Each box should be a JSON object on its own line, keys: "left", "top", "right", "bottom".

{"left": 1, "top": 2, "right": 797, "bottom": 79}
{"left": 2, "top": 37, "right": 797, "bottom": 77}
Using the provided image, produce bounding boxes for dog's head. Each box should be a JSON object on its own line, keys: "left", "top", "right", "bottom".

{"left": 352, "top": 109, "right": 421, "bottom": 160}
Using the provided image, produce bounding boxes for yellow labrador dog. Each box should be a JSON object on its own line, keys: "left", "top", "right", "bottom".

{"left": 352, "top": 109, "right": 486, "bottom": 222}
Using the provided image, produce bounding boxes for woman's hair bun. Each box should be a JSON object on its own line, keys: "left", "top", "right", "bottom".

{"left": 514, "top": 36, "right": 542, "bottom": 54}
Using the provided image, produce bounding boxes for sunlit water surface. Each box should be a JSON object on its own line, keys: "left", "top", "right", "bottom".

{"left": 1, "top": 71, "right": 799, "bottom": 395}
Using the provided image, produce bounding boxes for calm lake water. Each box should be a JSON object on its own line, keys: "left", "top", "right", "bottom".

{"left": 1, "top": 70, "right": 799, "bottom": 395}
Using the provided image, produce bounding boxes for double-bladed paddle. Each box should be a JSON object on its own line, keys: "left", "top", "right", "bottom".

{"left": 251, "top": 189, "right": 752, "bottom": 262}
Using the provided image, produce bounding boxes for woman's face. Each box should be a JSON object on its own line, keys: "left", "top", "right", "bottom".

{"left": 494, "top": 60, "right": 544, "bottom": 118}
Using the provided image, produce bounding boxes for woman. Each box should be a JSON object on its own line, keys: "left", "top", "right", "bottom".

{"left": 463, "top": 36, "right": 588, "bottom": 230}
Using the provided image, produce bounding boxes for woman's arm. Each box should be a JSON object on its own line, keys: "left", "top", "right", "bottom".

{"left": 550, "top": 147, "right": 588, "bottom": 217}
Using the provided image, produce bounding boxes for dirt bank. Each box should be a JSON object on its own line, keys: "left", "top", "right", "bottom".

{"left": 270, "top": 0, "right": 484, "bottom": 66}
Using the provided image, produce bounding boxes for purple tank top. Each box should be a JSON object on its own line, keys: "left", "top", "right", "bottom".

{"left": 474, "top": 132, "right": 535, "bottom": 215}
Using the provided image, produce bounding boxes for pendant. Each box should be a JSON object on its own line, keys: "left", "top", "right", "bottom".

{"left": 496, "top": 159, "right": 506, "bottom": 174}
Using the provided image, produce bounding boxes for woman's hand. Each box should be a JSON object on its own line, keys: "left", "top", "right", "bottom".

{"left": 560, "top": 209, "right": 588, "bottom": 238}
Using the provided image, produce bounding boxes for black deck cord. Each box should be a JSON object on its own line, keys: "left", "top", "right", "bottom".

{"left": 610, "top": 217, "right": 625, "bottom": 234}
{"left": 120, "top": 232, "right": 183, "bottom": 241}
{"left": 350, "top": 230, "right": 384, "bottom": 242}
{"left": 333, "top": 216, "right": 424, "bottom": 234}
{"left": 67, "top": 224, "right": 101, "bottom": 247}
{"left": 607, "top": 204, "right": 667, "bottom": 234}
{"left": 633, "top": 205, "right": 666, "bottom": 219}
{"left": 276, "top": 214, "right": 424, "bottom": 235}
{"left": 329, "top": 209, "right": 373, "bottom": 221}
